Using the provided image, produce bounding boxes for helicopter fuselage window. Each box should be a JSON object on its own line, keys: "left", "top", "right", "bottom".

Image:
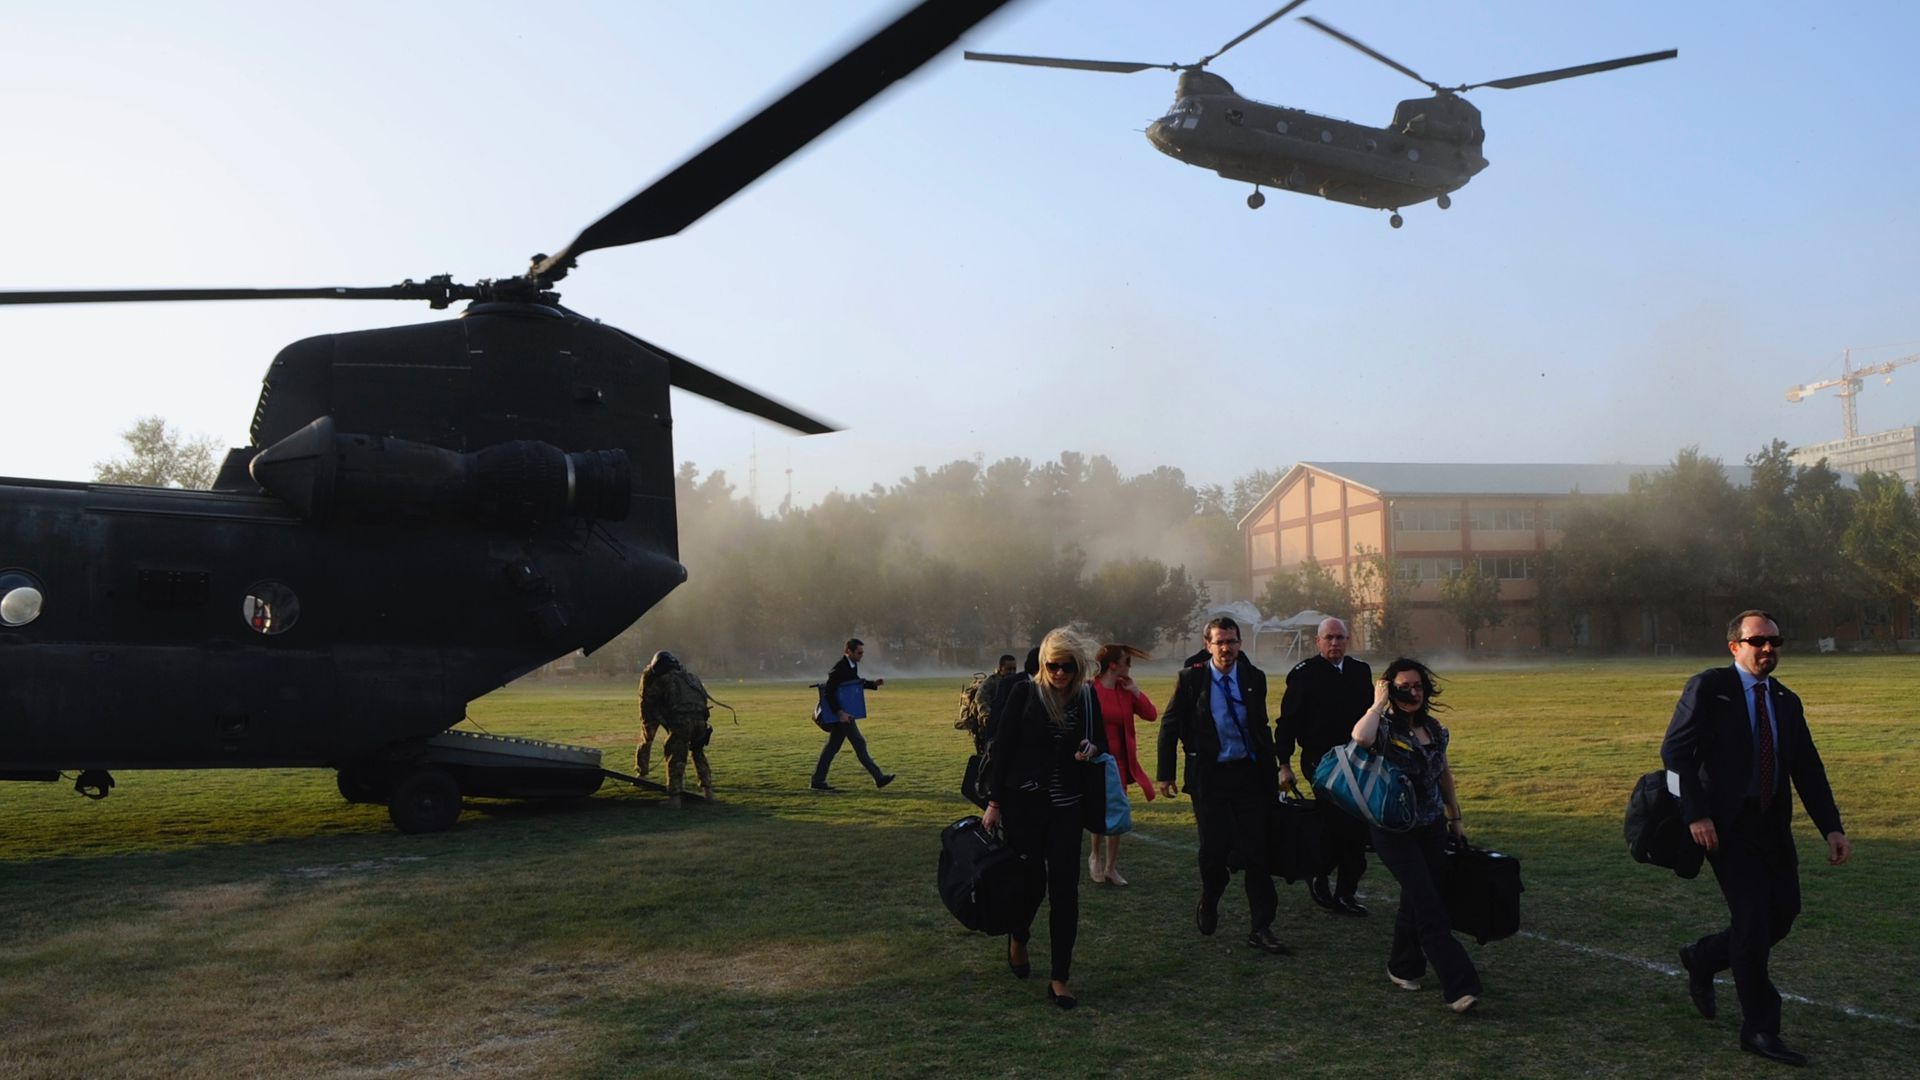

{"left": 1320, "top": 129, "right": 1333, "bottom": 144}
{"left": 1226, "top": 109, "right": 1244, "bottom": 126}
{"left": 0, "top": 570, "right": 43, "bottom": 627}
{"left": 1408, "top": 147, "right": 1421, "bottom": 162}
{"left": 242, "top": 581, "right": 301, "bottom": 636}
{"left": 1274, "top": 120, "right": 1289, "bottom": 134}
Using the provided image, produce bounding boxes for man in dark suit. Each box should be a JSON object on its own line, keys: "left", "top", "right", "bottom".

{"left": 810, "top": 638, "right": 895, "bottom": 791}
{"left": 1157, "top": 616, "right": 1289, "bottom": 954}
{"left": 1278, "top": 616, "right": 1374, "bottom": 915}
{"left": 1661, "top": 610, "right": 1850, "bottom": 1067}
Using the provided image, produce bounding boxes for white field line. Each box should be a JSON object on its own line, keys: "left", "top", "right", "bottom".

{"left": 1122, "top": 828, "right": 1918, "bottom": 1030}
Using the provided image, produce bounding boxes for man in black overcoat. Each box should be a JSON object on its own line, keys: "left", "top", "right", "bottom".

{"left": 1157, "top": 616, "right": 1288, "bottom": 955}
{"left": 1277, "top": 616, "right": 1373, "bottom": 915}
{"left": 1661, "top": 609, "right": 1850, "bottom": 1067}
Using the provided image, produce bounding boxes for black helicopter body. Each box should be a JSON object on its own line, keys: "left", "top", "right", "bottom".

{"left": 1145, "top": 69, "right": 1488, "bottom": 213}
{"left": 0, "top": 0, "right": 1014, "bottom": 831}
{"left": 968, "top": 2, "right": 1672, "bottom": 226}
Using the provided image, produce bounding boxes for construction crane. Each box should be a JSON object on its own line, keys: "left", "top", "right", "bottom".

{"left": 1785, "top": 347, "right": 1920, "bottom": 440}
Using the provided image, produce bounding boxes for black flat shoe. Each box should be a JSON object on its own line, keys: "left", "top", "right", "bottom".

{"left": 1195, "top": 897, "right": 1219, "bottom": 936}
{"left": 1740, "top": 1032, "right": 1807, "bottom": 1066}
{"left": 1308, "top": 876, "right": 1339, "bottom": 911}
{"left": 1679, "top": 944, "right": 1716, "bottom": 1019}
{"left": 875, "top": 773, "right": 896, "bottom": 788}
{"left": 1046, "top": 984, "right": 1078, "bottom": 1010}
{"left": 1334, "top": 896, "right": 1369, "bottom": 917}
{"left": 809, "top": 782, "right": 838, "bottom": 792}
{"left": 1006, "top": 935, "right": 1030, "bottom": 980}
{"left": 1246, "top": 928, "right": 1291, "bottom": 955}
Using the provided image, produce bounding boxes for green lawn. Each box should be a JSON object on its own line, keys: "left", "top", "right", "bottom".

{"left": 0, "top": 657, "right": 1914, "bottom": 1077}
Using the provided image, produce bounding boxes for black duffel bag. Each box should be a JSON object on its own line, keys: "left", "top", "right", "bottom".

{"left": 938, "top": 816, "right": 1032, "bottom": 935}
{"left": 1624, "top": 769, "right": 1705, "bottom": 879}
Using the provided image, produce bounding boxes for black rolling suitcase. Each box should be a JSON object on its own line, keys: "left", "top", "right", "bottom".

{"left": 1442, "top": 843, "right": 1523, "bottom": 945}
{"left": 938, "top": 816, "right": 1031, "bottom": 934}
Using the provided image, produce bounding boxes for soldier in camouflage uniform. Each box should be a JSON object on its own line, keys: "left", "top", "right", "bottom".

{"left": 639, "top": 651, "right": 714, "bottom": 807}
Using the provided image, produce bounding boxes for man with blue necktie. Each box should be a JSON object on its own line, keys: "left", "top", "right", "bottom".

{"left": 1158, "top": 616, "right": 1288, "bottom": 954}
{"left": 1662, "top": 610, "right": 1850, "bottom": 1067}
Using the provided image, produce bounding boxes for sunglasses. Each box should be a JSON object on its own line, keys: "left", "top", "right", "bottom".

{"left": 1044, "top": 661, "right": 1077, "bottom": 673}
{"left": 1736, "top": 635, "right": 1784, "bottom": 649}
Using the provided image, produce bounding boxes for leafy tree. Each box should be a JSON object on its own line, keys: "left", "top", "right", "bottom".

{"left": 93, "top": 415, "right": 219, "bottom": 489}
{"left": 1842, "top": 469, "right": 1920, "bottom": 621}
{"left": 1259, "top": 558, "right": 1353, "bottom": 623}
{"left": 1438, "top": 562, "right": 1504, "bottom": 650}
{"left": 1350, "top": 545, "right": 1413, "bottom": 653}
{"left": 1083, "top": 557, "right": 1203, "bottom": 649}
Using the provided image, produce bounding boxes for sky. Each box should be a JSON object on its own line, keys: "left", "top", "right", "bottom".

{"left": 3, "top": 1, "right": 1917, "bottom": 513}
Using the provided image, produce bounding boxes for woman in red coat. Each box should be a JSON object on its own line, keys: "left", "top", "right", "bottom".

{"left": 1089, "top": 643, "right": 1158, "bottom": 885}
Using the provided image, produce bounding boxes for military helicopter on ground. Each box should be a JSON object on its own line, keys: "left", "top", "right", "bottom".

{"left": 0, "top": 0, "right": 1012, "bottom": 832}
{"left": 965, "top": 1, "right": 1675, "bottom": 226}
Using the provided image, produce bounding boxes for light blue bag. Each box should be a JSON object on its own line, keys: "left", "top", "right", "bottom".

{"left": 1081, "top": 685, "right": 1132, "bottom": 835}
{"left": 1313, "top": 739, "right": 1417, "bottom": 832}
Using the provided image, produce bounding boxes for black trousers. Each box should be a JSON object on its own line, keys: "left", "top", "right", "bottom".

{"left": 811, "top": 719, "right": 883, "bottom": 784}
{"left": 1695, "top": 799, "right": 1800, "bottom": 1038}
{"left": 1196, "top": 759, "right": 1278, "bottom": 932}
{"left": 1372, "top": 820, "right": 1482, "bottom": 1004}
{"left": 1003, "top": 789, "right": 1084, "bottom": 982}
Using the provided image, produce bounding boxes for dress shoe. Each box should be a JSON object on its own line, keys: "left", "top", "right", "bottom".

{"left": 1334, "top": 895, "right": 1369, "bottom": 917}
{"left": 809, "top": 781, "right": 838, "bottom": 792}
{"left": 875, "top": 773, "right": 897, "bottom": 789}
{"left": 1679, "top": 944, "right": 1716, "bottom": 1019}
{"left": 1387, "top": 969, "right": 1422, "bottom": 991}
{"left": 1046, "top": 984, "right": 1078, "bottom": 1010}
{"left": 1246, "top": 928, "right": 1291, "bottom": 955}
{"left": 1449, "top": 994, "right": 1479, "bottom": 1014}
{"left": 1195, "top": 898, "right": 1219, "bottom": 936}
{"left": 1308, "top": 876, "right": 1339, "bottom": 911}
{"left": 1006, "top": 935, "right": 1030, "bottom": 980}
{"left": 1740, "top": 1032, "right": 1808, "bottom": 1067}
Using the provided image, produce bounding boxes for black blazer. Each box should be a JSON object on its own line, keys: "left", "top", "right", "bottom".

{"left": 985, "top": 679, "right": 1109, "bottom": 801}
{"left": 1277, "top": 655, "right": 1374, "bottom": 773}
{"left": 1660, "top": 664, "right": 1843, "bottom": 838}
{"left": 1156, "top": 659, "right": 1277, "bottom": 799}
{"left": 824, "top": 655, "right": 878, "bottom": 692}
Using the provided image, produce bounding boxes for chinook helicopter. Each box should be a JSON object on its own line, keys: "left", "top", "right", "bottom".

{"left": 966, "top": 1, "right": 1675, "bottom": 226}
{"left": 0, "top": 0, "right": 1012, "bottom": 833}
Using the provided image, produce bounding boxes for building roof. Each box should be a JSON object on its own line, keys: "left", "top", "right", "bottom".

{"left": 1238, "top": 460, "right": 1760, "bottom": 529}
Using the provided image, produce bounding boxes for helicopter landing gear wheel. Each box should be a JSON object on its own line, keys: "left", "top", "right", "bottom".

{"left": 388, "top": 767, "right": 462, "bottom": 834}
{"left": 1247, "top": 188, "right": 1266, "bottom": 210}
{"left": 1436, "top": 194, "right": 1451, "bottom": 210}
{"left": 1389, "top": 212, "right": 1404, "bottom": 229}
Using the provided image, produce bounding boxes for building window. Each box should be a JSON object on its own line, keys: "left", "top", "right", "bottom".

{"left": 1475, "top": 557, "right": 1536, "bottom": 580}
{"left": 1398, "top": 557, "right": 1463, "bottom": 582}
{"left": 1470, "top": 508, "right": 1536, "bottom": 531}
{"left": 1392, "top": 508, "right": 1461, "bottom": 532}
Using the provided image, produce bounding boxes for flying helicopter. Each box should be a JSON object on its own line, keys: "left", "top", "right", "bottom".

{"left": 0, "top": 0, "right": 1013, "bottom": 833}
{"left": 965, "top": 1, "right": 1676, "bottom": 226}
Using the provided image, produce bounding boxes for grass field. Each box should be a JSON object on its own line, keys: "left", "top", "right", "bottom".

{"left": 1, "top": 656, "right": 1916, "bottom": 1077}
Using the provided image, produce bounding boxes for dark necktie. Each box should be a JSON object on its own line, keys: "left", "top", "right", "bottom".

{"left": 1753, "top": 682, "right": 1776, "bottom": 809}
{"left": 1217, "top": 674, "right": 1250, "bottom": 757}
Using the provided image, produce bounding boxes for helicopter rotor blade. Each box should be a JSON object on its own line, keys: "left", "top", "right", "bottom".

{"left": 1199, "top": 0, "right": 1311, "bottom": 67}
{"left": 0, "top": 283, "right": 471, "bottom": 306}
{"left": 601, "top": 323, "right": 837, "bottom": 435}
{"left": 962, "top": 51, "right": 1172, "bottom": 74}
{"left": 532, "top": 0, "right": 1016, "bottom": 284}
{"left": 1464, "top": 49, "right": 1678, "bottom": 91}
{"left": 1298, "top": 16, "right": 1436, "bottom": 90}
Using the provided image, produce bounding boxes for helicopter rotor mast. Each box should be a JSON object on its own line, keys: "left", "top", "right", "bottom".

{"left": 0, "top": 0, "right": 1019, "bottom": 434}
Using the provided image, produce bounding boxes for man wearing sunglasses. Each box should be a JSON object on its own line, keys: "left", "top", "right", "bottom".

{"left": 1661, "top": 610, "right": 1850, "bottom": 1067}
{"left": 1157, "top": 616, "right": 1289, "bottom": 955}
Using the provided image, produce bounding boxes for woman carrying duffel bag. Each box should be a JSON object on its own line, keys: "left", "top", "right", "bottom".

{"left": 1350, "top": 657, "right": 1483, "bottom": 1014}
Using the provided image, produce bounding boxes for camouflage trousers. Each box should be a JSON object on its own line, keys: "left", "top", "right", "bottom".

{"left": 635, "top": 718, "right": 663, "bottom": 776}
{"left": 664, "top": 723, "right": 714, "bottom": 798}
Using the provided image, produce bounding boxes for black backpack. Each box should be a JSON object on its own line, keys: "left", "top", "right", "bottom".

{"left": 1624, "top": 769, "right": 1705, "bottom": 879}
{"left": 938, "top": 816, "right": 1032, "bottom": 934}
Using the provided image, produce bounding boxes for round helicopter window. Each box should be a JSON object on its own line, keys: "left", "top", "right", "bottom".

{"left": 242, "top": 581, "right": 300, "bottom": 636}
{"left": 0, "top": 571, "right": 43, "bottom": 627}
{"left": 1407, "top": 148, "right": 1421, "bottom": 162}
{"left": 1320, "top": 130, "right": 1333, "bottom": 143}
{"left": 1274, "top": 120, "right": 1289, "bottom": 134}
